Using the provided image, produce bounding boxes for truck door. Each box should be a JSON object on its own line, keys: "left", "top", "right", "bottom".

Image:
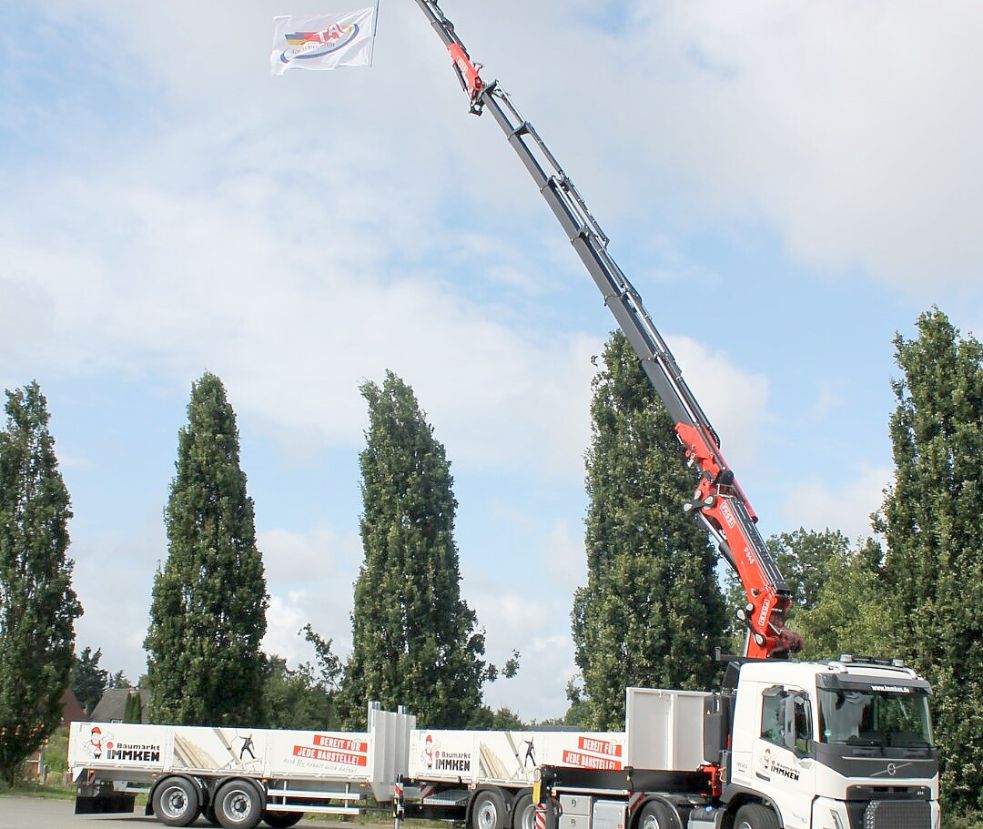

{"left": 751, "top": 685, "right": 816, "bottom": 829}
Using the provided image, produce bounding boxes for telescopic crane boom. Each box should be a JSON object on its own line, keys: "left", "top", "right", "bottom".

{"left": 412, "top": 0, "right": 802, "bottom": 659}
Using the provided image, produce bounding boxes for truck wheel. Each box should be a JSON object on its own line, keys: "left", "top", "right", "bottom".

{"left": 153, "top": 777, "right": 200, "bottom": 827}
{"left": 512, "top": 793, "right": 537, "bottom": 829}
{"left": 203, "top": 802, "right": 221, "bottom": 826}
{"left": 734, "top": 804, "right": 779, "bottom": 829}
{"left": 263, "top": 812, "right": 304, "bottom": 828}
{"left": 215, "top": 779, "right": 263, "bottom": 829}
{"left": 472, "top": 789, "right": 507, "bottom": 829}
{"left": 637, "top": 801, "right": 679, "bottom": 829}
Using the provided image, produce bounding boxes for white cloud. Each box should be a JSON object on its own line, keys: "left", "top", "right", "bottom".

{"left": 259, "top": 527, "right": 363, "bottom": 663}
{"left": 667, "top": 335, "right": 770, "bottom": 470}
{"left": 544, "top": 520, "right": 587, "bottom": 592}
{"left": 780, "top": 464, "right": 891, "bottom": 542}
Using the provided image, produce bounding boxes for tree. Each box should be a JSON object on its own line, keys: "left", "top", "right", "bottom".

{"left": 0, "top": 382, "right": 82, "bottom": 783}
{"left": 145, "top": 372, "right": 269, "bottom": 726}
{"left": 72, "top": 646, "right": 109, "bottom": 716}
{"left": 108, "top": 670, "right": 131, "bottom": 689}
{"left": 263, "top": 625, "right": 343, "bottom": 730}
{"left": 722, "top": 528, "right": 862, "bottom": 653}
{"left": 123, "top": 689, "right": 143, "bottom": 724}
{"left": 338, "top": 371, "right": 493, "bottom": 728}
{"left": 783, "top": 537, "right": 893, "bottom": 661}
{"left": 876, "top": 308, "right": 983, "bottom": 810}
{"left": 572, "top": 333, "right": 726, "bottom": 729}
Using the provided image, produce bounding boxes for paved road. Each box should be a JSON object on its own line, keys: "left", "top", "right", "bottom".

{"left": 0, "top": 798, "right": 155, "bottom": 829}
{"left": 0, "top": 797, "right": 393, "bottom": 829}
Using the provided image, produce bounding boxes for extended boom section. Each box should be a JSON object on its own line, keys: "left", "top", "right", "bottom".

{"left": 412, "top": 0, "right": 801, "bottom": 659}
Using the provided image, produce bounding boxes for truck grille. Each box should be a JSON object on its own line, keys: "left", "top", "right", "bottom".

{"left": 863, "top": 800, "right": 930, "bottom": 829}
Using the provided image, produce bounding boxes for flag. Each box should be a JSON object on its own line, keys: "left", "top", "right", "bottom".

{"left": 271, "top": 8, "right": 377, "bottom": 75}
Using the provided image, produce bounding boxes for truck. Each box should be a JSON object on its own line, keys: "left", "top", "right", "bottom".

{"left": 403, "top": 2, "right": 940, "bottom": 828}
{"left": 68, "top": 700, "right": 638, "bottom": 828}
{"left": 68, "top": 702, "right": 415, "bottom": 827}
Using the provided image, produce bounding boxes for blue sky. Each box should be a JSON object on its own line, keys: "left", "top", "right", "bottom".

{"left": 2, "top": 0, "right": 982, "bottom": 722}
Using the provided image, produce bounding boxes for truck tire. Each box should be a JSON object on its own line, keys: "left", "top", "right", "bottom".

{"left": 472, "top": 789, "right": 507, "bottom": 829}
{"left": 152, "top": 776, "right": 200, "bottom": 827}
{"left": 511, "top": 793, "right": 537, "bottom": 829}
{"left": 637, "top": 801, "right": 679, "bottom": 829}
{"left": 263, "top": 812, "right": 304, "bottom": 828}
{"left": 203, "top": 802, "right": 221, "bottom": 826}
{"left": 734, "top": 804, "right": 780, "bottom": 829}
{"left": 215, "top": 779, "right": 264, "bottom": 829}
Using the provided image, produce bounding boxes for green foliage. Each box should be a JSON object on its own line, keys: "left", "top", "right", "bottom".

{"left": 788, "top": 538, "right": 893, "bottom": 660}
{"left": 263, "top": 655, "right": 336, "bottom": 730}
{"left": 145, "top": 372, "right": 269, "bottom": 726}
{"left": 263, "top": 625, "right": 342, "bottom": 730}
{"left": 42, "top": 725, "right": 69, "bottom": 778}
{"left": 108, "top": 671, "right": 131, "bottom": 689}
{"left": 338, "top": 371, "right": 496, "bottom": 729}
{"left": 722, "top": 529, "right": 890, "bottom": 657}
{"left": 0, "top": 382, "right": 82, "bottom": 785}
{"left": 572, "top": 333, "right": 726, "bottom": 729}
{"left": 468, "top": 706, "right": 526, "bottom": 729}
{"left": 71, "top": 646, "right": 108, "bottom": 716}
{"left": 123, "top": 690, "right": 143, "bottom": 723}
{"left": 877, "top": 308, "right": 983, "bottom": 811}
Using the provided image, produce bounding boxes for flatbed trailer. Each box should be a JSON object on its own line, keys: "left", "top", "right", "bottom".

{"left": 396, "top": 689, "right": 708, "bottom": 829}
{"left": 68, "top": 703, "right": 414, "bottom": 828}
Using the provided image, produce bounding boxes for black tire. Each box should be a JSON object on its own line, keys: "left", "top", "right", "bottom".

{"left": 152, "top": 776, "right": 200, "bottom": 827}
{"left": 215, "top": 779, "right": 264, "bottom": 829}
{"left": 203, "top": 802, "right": 221, "bottom": 827}
{"left": 263, "top": 812, "right": 304, "bottom": 828}
{"left": 512, "top": 793, "right": 536, "bottom": 829}
{"left": 734, "top": 804, "right": 780, "bottom": 829}
{"left": 471, "top": 789, "right": 507, "bottom": 829}
{"left": 636, "top": 801, "right": 680, "bottom": 829}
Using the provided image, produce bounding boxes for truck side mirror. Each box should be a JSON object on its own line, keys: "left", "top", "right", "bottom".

{"left": 783, "top": 694, "right": 813, "bottom": 756}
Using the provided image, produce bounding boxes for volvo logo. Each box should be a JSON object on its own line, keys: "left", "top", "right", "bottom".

{"left": 887, "top": 763, "right": 898, "bottom": 776}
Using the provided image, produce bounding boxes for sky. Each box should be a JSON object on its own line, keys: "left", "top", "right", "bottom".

{"left": 2, "top": 0, "right": 982, "bottom": 724}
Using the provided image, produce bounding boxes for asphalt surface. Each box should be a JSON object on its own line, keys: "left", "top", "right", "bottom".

{"left": 0, "top": 797, "right": 395, "bottom": 829}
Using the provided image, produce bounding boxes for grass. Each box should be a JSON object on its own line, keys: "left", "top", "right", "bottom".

{"left": 0, "top": 780, "right": 76, "bottom": 800}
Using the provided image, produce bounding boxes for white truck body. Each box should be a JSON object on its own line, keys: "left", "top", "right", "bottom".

{"left": 68, "top": 704, "right": 414, "bottom": 808}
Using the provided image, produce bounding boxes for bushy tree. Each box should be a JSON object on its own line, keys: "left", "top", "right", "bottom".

{"left": 723, "top": 528, "right": 873, "bottom": 653}
{"left": 263, "top": 625, "right": 342, "bottom": 730}
{"left": 877, "top": 309, "right": 983, "bottom": 810}
{"left": 72, "top": 646, "right": 109, "bottom": 716}
{"left": 145, "top": 373, "right": 268, "bottom": 726}
{"left": 572, "top": 332, "right": 726, "bottom": 729}
{"left": 788, "top": 537, "right": 893, "bottom": 660}
{"left": 0, "top": 382, "right": 81, "bottom": 783}
{"left": 338, "top": 371, "right": 495, "bottom": 728}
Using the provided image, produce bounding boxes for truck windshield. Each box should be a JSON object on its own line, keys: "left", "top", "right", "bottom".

{"left": 818, "top": 688, "right": 933, "bottom": 748}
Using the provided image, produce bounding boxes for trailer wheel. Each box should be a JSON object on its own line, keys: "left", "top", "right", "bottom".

{"left": 203, "top": 801, "right": 221, "bottom": 827}
{"left": 637, "top": 801, "right": 679, "bottom": 829}
{"left": 153, "top": 777, "right": 200, "bottom": 827}
{"left": 511, "top": 793, "right": 538, "bottom": 829}
{"left": 734, "top": 804, "right": 779, "bottom": 829}
{"left": 472, "top": 789, "right": 507, "bottom": 829}
{"left": 263, "top": 812, "right": 304, "bottom": 828}
{"left": 215, "top": 779, "right": 263, "bottom": 829}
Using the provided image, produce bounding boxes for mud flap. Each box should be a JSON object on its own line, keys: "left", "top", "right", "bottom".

{"left": 75, "top": 792, "right": 136, "bottom": 814}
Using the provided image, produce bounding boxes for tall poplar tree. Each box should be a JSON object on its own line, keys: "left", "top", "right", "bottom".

{"left": 338, "top": 371, "right": 488, "bottom": 728}
{"left": 877, "top": 308, "right": 983, "bottom": 810}
{"left": 0, "top": 382, "right": 81, "bottom": 783}
{"left": 145, "top": 373, "right": 268, "bottom": 726}
{"left": 572, "top": 332, "right": 726, "bottom": 729}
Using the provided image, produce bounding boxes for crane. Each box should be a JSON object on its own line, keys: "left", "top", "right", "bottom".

{"left": 411, "top": 0, "right": 803, "bottom": 659}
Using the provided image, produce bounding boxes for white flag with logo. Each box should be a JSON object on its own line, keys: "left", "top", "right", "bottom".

{"left": 271, "top": 8, "right": 376, "bottom": 75}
